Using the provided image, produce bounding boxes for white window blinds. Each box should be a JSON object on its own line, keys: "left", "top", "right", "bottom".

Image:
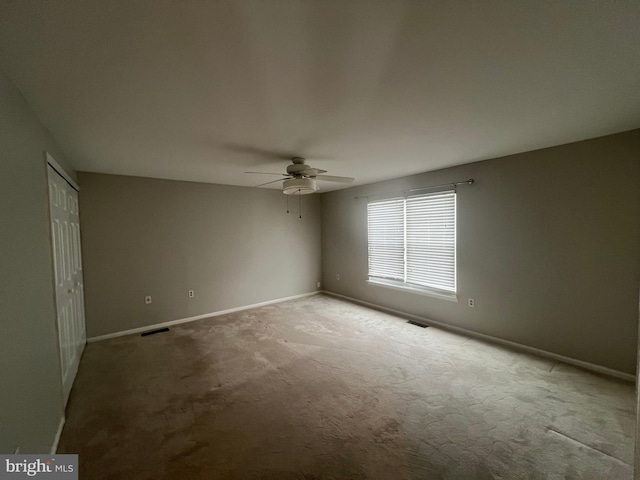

{"left": 406, "top": 191, "right": 456, "bottom": 292}
{"left": 367, "top": 190, "right": 456, "bottom": 294}
{"left": 367, "top": 198, "right": 405, "bottom": 281}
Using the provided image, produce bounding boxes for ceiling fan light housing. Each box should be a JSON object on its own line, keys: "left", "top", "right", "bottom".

{"left": 283, "top": 178, "right": 317, "bottom": 195}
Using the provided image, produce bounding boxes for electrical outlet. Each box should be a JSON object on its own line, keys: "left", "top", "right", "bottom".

{"left": 188, "top": 290, "right": 194, "bottom": 298}
{"left": 145, "top": 295, "right": 152, "bottom": 305}
{"left": 468, "top": 298, "right": 475, "bottom": 308}
{"left": 316, "top": 282, "right": 321, "bottom": 288}
{"left": 336, "top": 273, "right": 340, "bottom": 280}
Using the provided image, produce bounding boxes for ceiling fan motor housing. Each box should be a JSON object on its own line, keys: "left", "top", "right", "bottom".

{"left": 286, "top": 163, "right": 309, "bottom": 175}
{"left": 283, "top": 178, "right": 317, "bottom": 195}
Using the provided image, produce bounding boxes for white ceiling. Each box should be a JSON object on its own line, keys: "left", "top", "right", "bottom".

{"left": 1, "top": 0, "right": 639, "bottom": 191}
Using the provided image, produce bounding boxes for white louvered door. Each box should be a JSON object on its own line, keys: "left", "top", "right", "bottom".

{"left": 47, "top": 164, "right": 86, "bottom": 405}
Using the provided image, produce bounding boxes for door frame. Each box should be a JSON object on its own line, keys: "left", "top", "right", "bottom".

{"left": 635, "top": 286, "right": 639, "bottom": 479}
{"left": 46, "top": 152, "right": 79, "bottom": 191}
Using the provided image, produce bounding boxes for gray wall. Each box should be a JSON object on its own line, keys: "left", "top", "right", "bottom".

{"left": 78, "top": 173, "right": 322, "bottom": 338}
{"left": 321, "top": 130, "right": 640, "bottom": 374}
{"left": 0, "top": 68, "right": 76, "bottom": 453}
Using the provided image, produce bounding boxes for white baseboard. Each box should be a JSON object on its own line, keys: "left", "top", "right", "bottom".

{"left": 51, "top": 416, "right": 65, "bottom": 454}
{"left": 322, "top": 290, "right": 635, "bottom": 383}
{"left": 88, "top": 291, "right": 320, "bottom": 343}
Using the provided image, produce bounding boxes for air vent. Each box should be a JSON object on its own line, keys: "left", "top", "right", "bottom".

{"left": 141, "top": 327, "right": 170, "bottom": 337}
{"left": 407, "top": 320, "right": 428, "bottom": 328}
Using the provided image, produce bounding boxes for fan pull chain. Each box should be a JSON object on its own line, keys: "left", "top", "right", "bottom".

{"left": 299, "top": 189, "right": 302, "bottom": 219}
{"left": 286, "top": 194, "right": 289, "bottom": 214}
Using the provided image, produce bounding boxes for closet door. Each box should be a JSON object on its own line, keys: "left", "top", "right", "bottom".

{"left": 48, "top": 163, "right": 86, "bottom": 404}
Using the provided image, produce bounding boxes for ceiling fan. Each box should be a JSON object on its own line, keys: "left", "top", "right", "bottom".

{"left": 245, "top": 157, "right": 354, "bottom": 195}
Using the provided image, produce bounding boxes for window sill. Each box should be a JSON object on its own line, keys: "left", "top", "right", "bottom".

{"left": 366, "top": 279, "right": 459, "bottom": 303}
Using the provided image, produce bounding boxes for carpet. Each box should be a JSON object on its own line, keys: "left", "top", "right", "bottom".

{"left": 58, "top": 294, "right": 635, "bottom": 479}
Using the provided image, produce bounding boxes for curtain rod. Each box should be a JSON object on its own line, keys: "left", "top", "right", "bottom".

{"left": 353, "top": 178, "right": 474, "bottom": 200}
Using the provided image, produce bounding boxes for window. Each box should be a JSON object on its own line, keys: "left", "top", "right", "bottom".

{"left": 367, "top": 190, "right": 456, "bottom": 297}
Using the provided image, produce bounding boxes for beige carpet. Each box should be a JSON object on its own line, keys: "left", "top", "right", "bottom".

{"left": 59, "top": 294, "right": 635, "bottom": 479}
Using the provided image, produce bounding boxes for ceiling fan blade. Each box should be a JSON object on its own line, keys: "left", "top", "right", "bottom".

{"left": 299, "top": 167, "right": 327, "bottom": 176}
{"left": 315, "top": 175, "right": 355, "bottom": 184}
{"left": 254, "top": 178, "right": 288, "bottom": 188}
{"left": 244, "top": 171, "right": 288, "bottom": 176}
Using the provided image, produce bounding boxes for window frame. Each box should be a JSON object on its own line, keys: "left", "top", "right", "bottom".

{"left": 366, "top": 189, "right": 458, "bottom": 302}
